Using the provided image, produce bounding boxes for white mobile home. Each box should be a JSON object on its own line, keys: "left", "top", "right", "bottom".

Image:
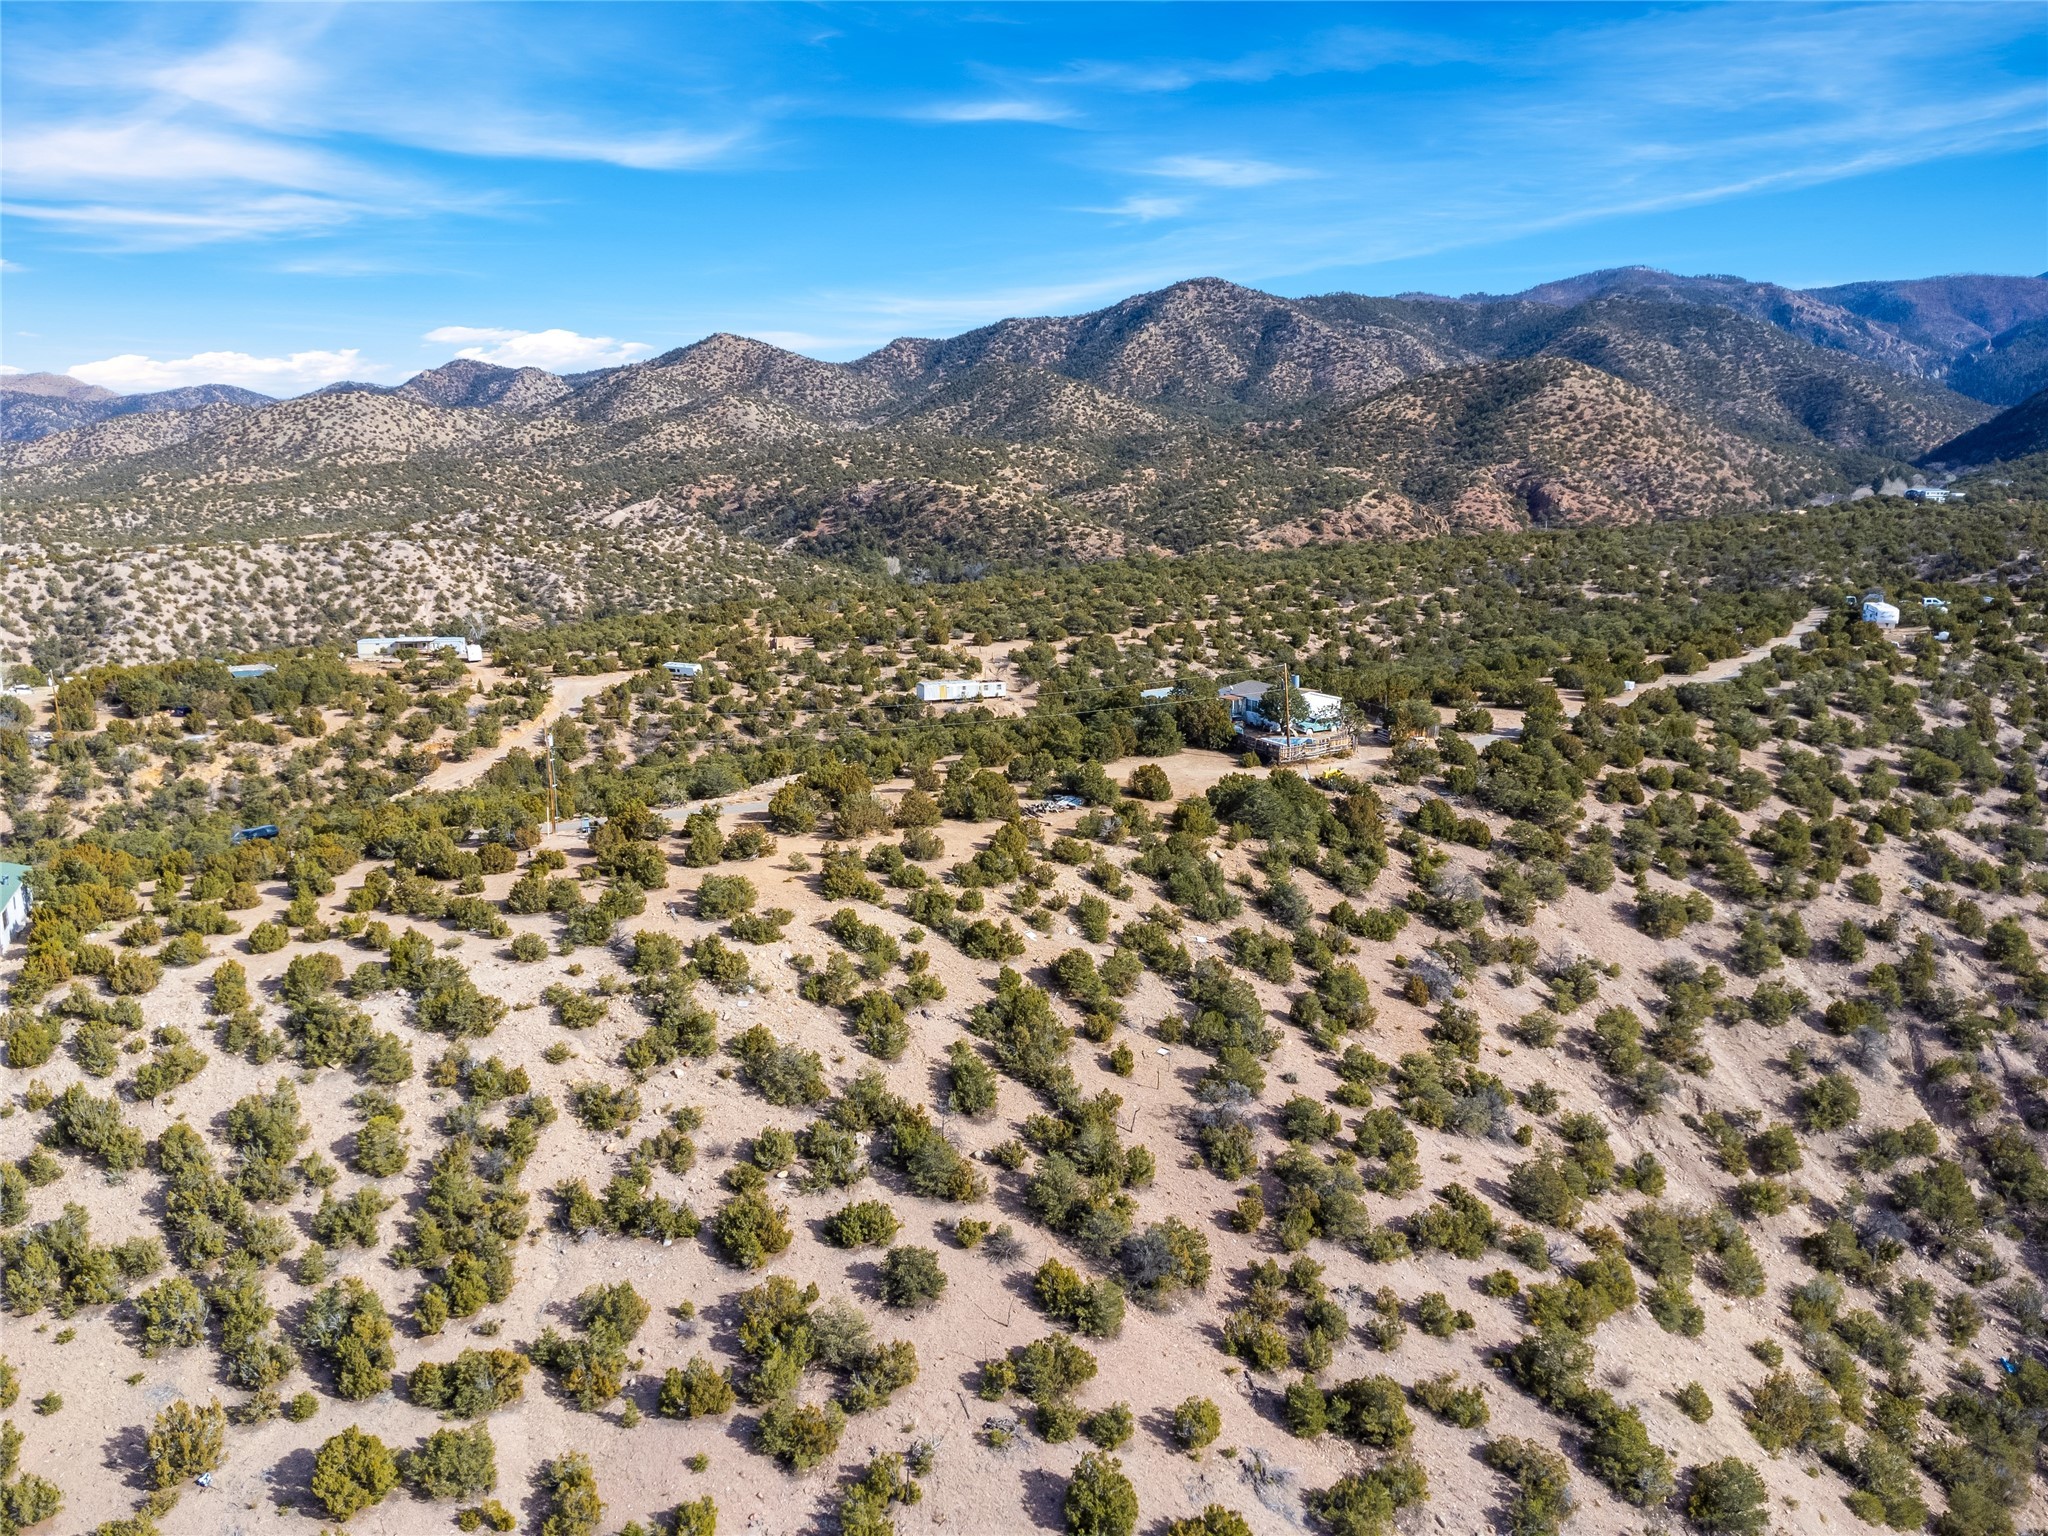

{"left": 915, "top": 679, "right": 1007, "bottom": 702}
{"left": 663, "top": 661, "right": 704, "bottom": 678}
{"left": 1861, "top": 598, "right": 1901, "bottom": 627}
{"left": 357, "top": 636, "right": 481, "bottom": 663}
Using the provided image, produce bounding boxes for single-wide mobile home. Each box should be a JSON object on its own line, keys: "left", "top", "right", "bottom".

{"left": 915, "top": 679, "right": 1006, "bottom": 702}
{"left": 357, "top": 636, "right": 480, "bottom": 663}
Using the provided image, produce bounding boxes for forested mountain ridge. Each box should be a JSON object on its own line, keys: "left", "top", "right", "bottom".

{"left": 2, "top": 268, "right": 2026, "bottom": 601}
{"left": 0, "top": 370, "right": 274, "bottom": 443}
{"left": 1924, "top": 386, "right": 2048, "bottom": 468}
{"left": 1471, "top": 266, "right": 2048, "bottom": 390}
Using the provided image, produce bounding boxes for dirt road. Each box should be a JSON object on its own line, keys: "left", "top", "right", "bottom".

{"left": 400, "top": 670, "right": 635, "bottom": 797}
{"left": 1554, "top": 604, "right": 1829, "bottom": 718}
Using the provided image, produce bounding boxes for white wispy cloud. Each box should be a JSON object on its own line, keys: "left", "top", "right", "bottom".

{"left": 2, "top": 195, "right": 379, "bottom": 244}
{"left": 0, "top": 109, "right": 443, "bottom": 247}
{"left": 910, "top": 99, "right": 1073, "bottom": 125}
{"left": 4, "top": 11, "right": 757, "bottom": 248}
{"left": 1146, "top": 155, "right": 1315, "bottom": 188}
{"left": 424, "top": 326, "right": 653, "bottom": 372}
{"left": 1086, "top": 195, "right": 1190, "bottom": 222}
{"left": 67, "top": 348, "right": 378, "bottom": 394}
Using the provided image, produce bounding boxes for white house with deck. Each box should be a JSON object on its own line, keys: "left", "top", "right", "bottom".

{"left": 1217, "top": 678, "right": 1344, "bottom": 731}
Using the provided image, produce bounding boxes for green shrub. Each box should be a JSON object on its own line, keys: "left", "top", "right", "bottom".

{"left": 1414, "top": 1291, "right": 1474, "bottom": 1337}
{"left": 1579, "top": 1393, "right": 1674, "bottom": 1506}
{"left": 531, "top": 1284, "right": 648, "bottom": 1411}
{"left": 1675, "top": 1382, "right": 1714, "bottom": 1423}
{"left": 298, "top": 1279, "right": 395, "bottom": 1399}
{"left": 727, "top": 1025, "right": 827, "bottom": 1106}
{"left": 697, "top": 874, "right": 758, "bottom": 920}
{"left": 824, "top": 1200, "right": 900, "bottom": 1248}
{"left": 1684, "top": 1458, "right": 1769, "bottom": 1535}
{"left": 568, "top": 1081, "right": 640, "bottom": 1134}
{"left": 132, "top": 1276, "right": 209, "bottom": 1356}
{"left": 47, "top": 1084, "right": 147, "bottom": 1169}
{"left": 1305, "top": 1460, "right": 1429, "bottom": 1536}
{"left": 1411, "top": 1372, "right": 1488, "bottom": 1428}
{"left": 246, "top": 921, "right": 289, "bottom": 954}
{"left": 657, "top": 1357, "right": 735, "bottom": 1419}
{"left": 310, "top": 1187, "right": 393, "bottom": 1250}
{"left": 711, "top": 1189, "right": 792, "bottom": 1270}
{"left": 879, "top": 1246, "right": 947, "bottom": 1310}
{"left": 1064, "top": 1450, "right": 1138, "bottom": 1536}
{"left": 538, "top": 1451, "right": 603, "bottom": 1536}
{"left": 1283, "top": 1376, "right": 1329, "bottom": 1438}
{"left": 756, "top": 1400, "right": 844, "bottom": 1470}
{"left": 1083, "top": 1402, "right": 1134, "bottom": 1449}
{"left": 1164, "top": 1509, "right": 1252, "bottom": 1536}
{"left": 1743, "top": 1370, "right": 1840, "bottom": 1455}
{"left": 402, "top": 1422, "right": 496, "bottom": 1500}
{"left": 408, "top": 1349, "right": 528, "bottom": 1416}
{"left": 311, "top": 1426, "right": 398, "bottom": 1521}
{"left": 1171, "top": 1396, "right": 1221, "bottom": 1452}
{"left": 1800, "top": 1072, "right": 1862, "bottom": 1133}
{"left": 1326, "top": 1375, "right": 1412, "bottom": 1449}
{"left": 2, "top": 1014, "right": 59, "bottom": 1070}
{"left": 1483, "top": 1436, "right": 1572, "bottom": 1536}
{"left": 146, "top": 1397, "right": 225, "bottom": 1490}
{"left": 1034, "top": 1259, "right": 1127, "bottom": 1340}
{"left": 1, "top": 1472, "right": 63, "bottom": 1529}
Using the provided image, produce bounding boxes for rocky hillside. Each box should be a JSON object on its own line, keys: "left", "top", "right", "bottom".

{"left": 1476, "top": 266, "right": 2048, "bottom": 392}
{"left": 1259, "top": 358, "right": 1811, "bottom": 539}
{"left": 853, "top": 277, "right": 1463, "bottom": 410}
{"left": 3, "top": 270, "right": 2025, "bottom": 589}
{"left": 1923, "top": 386, "right": 2048, "bottom": 468}
{"left": 1949, "top": 317, "right": 2048, "bottom": 406}
{"left": 1507, "top": 298, "right": 1986, "bottom": 458}
{"left": 0, "top": 370, "right": 273, "bottom": 442}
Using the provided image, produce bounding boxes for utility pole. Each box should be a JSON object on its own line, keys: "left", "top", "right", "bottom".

{"left": 544, "top": 729, "right": 558, "bottom": 833}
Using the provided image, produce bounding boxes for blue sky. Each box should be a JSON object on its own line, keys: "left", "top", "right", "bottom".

{"left": 3, "top": 2, "right": 2043, "bottom": 394}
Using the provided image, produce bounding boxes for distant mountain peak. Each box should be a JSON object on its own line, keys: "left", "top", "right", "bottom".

{"left": 398, "top": 358, "right": 569, "bottom": 411}
{"left": 0, "top": 371, "right": 118, "bottom": 402}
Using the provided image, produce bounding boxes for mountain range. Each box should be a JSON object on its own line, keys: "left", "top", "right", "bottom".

{"left": 7, "top": 266, "right": 2047, "bottom": 569}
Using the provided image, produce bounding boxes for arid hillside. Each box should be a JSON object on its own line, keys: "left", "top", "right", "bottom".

{"left": 2, "top": 504, "right": 2046, "bottom": 1536}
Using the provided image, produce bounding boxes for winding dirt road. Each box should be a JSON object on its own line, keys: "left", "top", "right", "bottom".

{"left": 399, "top": 670, "right": 636, "bottom": 797}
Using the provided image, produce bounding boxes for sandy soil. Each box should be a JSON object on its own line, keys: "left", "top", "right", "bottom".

{"left": 4, "top": 729, "right": 2044, "bottom": 1536}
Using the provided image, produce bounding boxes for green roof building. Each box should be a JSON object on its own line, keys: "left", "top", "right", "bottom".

{"left": 0, "top": 863, "right": 28, "bottom": 951}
